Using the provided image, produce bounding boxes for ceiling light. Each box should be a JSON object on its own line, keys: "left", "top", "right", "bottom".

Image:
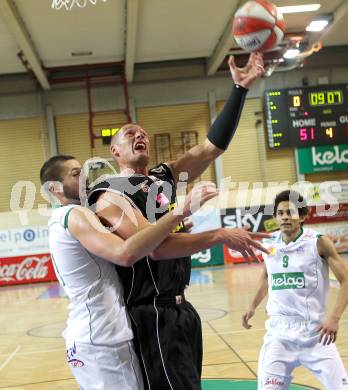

{"left": 306, "top": 20, "right": 329, "bottom": 32}
{"left": 283, "top": 49, "right": 300, "bottom": 59}
{"left": 278, "top": 4, "right": 321, "bottom": 14}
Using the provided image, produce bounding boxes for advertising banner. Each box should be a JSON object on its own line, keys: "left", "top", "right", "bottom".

{"left": 220, "top": 205, "right": 275, "bottom": 232}
{"left": 303, "top": 181, "right": 348, "bottom": 205}
{"left": 223, "top": 245, "right": 264, "bottom": 264}
{"left": 309, "top": 222, "right": 348, "bottom": 253}
{"left": 0, "top": 225, "right": 49, "bottom": 258}
{"left": 0, "top": 253, "right": 57, "bottom": 286}
{"left": 191, "top": 244, "right": 224, "bottom": 268}
{"left": 298, "top": 144, "right": 348, "bottom": 174}
{"left": 306, "top": 203, "right": 348, "bottom": 224}
{"left": 220, "top": 205, "right": 274, "bottom": 264}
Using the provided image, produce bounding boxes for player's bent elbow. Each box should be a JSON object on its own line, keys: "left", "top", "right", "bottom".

{"left": 112, "top": 251, "right": 136, "bottom": 267}
{"left": 148, "top": 249, "right": 162, "bottom": 260}
{"left": 119, "top": 255, "right": 135, "bottom": 267}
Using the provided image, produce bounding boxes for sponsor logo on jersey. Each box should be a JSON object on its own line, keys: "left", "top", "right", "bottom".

{"left": 296, "top": 245, "right": 305, "bottom": 253}
{"left": 279, "top": 245, "right": 305, "bottom": 254}
{"left": 168, "top": 202, "right": 184, "bottom": 233}
{"left": 156, "top": 192, "right": 170, "bottom": 208}
{"left": 264, "top": 376, "right": 285, "bottom": 388}
{"left": 66, "top": 342, "right": 85, "bottom": 367}
{"left": 271, "top": 272, "right": 305, "bottom": 290}
{"left": 141, "top": 182, "right": 149, "bottom": 192}
{"left": 266, "top": 246, "right": 277, "bottom": 256}
{"left": 68, "top": 358, "right": 85, "bottom": 367}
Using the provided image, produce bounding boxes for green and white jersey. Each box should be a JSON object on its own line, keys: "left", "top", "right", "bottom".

{"left": 48, "top": 205, "right": 133, "bottom": 345}
{"left": 262, "top": 228, "right": 329, "bottom": 322}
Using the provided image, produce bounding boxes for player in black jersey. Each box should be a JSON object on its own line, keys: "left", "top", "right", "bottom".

{"left": 88, "top": 53, "right": 268, "bottom": 390}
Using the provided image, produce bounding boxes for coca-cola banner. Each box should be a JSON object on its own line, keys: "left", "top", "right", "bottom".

{"left": 0, "top": 225, "right": 49, "bottom": 258}
{"left": 0, "top": 253, "right": 57, "bottom": 286}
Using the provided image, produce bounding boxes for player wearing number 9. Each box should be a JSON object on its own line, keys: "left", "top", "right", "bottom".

{"left": 242, "top": 190, "right": 348, "bottom": 390}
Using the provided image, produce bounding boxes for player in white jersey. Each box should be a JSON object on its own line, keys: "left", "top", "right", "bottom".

{"left": 40, "top": 155, "right": 217, "bottom": 390}
{"left": 242, "top": 190, "right": 348, "bottom": 390}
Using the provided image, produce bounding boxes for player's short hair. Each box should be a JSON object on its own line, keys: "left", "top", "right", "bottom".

{"left": 110, "top": 123, "right": 132, "bottom": 145}
{"left": 273, "top": 190, "right": 308, "bottom": 217}
{"left": 40, "top": 155, "right": 75, "bottom": 185}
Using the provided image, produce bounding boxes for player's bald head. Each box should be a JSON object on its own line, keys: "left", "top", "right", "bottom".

{"left": 111, "top": 123, "right": 147, "bottom": 145}
{"left": 110, "top": 128, "right": 122, "bottom": 145}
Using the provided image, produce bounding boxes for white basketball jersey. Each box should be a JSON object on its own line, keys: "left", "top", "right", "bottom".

{"left": 48, "top": 205, "right": 133, "bottom": 345}
{"left": 262, "top": 227, "right": 329, "bottom": 322}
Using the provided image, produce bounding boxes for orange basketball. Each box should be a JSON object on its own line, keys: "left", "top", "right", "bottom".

{"left": 232, "top": 0, "right": 285, "bottom": 52}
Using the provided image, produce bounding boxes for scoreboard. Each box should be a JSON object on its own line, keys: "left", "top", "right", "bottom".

{"left": 265, "top": 84, "right": 348, "bottom": 148}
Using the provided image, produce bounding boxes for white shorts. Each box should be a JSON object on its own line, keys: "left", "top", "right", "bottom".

{"left": 258, "top": 317, "right": 348, "bottom": 390}
{"left": 66, "top": 340, "right": 144, "bottom": 390}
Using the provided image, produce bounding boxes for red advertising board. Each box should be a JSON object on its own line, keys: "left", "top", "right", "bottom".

{"left": 223, "top": 245, "right": 264, "bottom": 264}
{"left": 0, "top": 254, "right": 57, "bottom": 286}
{"left": 306, "top": 203, "right": 348, "bottom": 224}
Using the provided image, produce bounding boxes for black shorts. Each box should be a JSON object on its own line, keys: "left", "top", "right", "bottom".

{"left": 128, "top": 299, "right": 203, "bottom": 390}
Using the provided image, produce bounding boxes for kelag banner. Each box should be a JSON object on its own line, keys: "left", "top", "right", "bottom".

{"left": 298, "top": 144, "right": 348, "bottom": 173}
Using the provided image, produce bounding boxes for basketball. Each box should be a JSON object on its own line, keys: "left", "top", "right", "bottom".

{"left": 232, "top": 0, "right": 285, "bottom": 52}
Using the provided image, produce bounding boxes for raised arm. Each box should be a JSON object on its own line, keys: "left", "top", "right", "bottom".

{"left": 242, "top": 264, "right": 268, "bottom": 329}
{"left": 167, "top": 53, "right": 265, "bottom": 183}
{"left": 317, "top": 235, "right": 348, "bottom": 345}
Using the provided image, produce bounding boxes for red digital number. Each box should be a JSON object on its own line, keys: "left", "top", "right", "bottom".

{"left": 310, "top": 127, "right": 315, "bottom": 140}
{"left": 300, "top": 128, "right": 307, "bottom": 141}
{"left": 300, "top": 127, "right": 315, "bottom": 142}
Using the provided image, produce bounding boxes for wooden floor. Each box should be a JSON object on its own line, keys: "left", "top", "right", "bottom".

{"left": 1, "top": 260, "right": 348, "bottom": 390}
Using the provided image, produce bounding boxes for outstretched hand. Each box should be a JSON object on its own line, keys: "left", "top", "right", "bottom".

{"left": 221, "top": 225, "right": 270, "bottom": 263}
{"left": 228, "top": 52, "right": 265, "bottom": 89}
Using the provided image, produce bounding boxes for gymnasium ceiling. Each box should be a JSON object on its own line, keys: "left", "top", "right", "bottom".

{"left": 0, "top": 0, "right": 347, "bottom": 90}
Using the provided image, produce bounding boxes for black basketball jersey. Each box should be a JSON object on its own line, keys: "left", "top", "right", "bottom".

{"left": 88, "top": 163, "right": 191, "bottom": 305}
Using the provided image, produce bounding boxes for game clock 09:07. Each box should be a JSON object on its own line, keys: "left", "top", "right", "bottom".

{"left": 265, "top": 84, "right": 348, "bottom": 149}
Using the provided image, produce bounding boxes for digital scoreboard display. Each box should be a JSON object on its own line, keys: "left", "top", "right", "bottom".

{"left": 265, "top": 84, "right": 348, "bottom": 148}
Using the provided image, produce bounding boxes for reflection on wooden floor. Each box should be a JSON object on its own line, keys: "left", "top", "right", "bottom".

{"left": 1, "top": 260, "right": 347, "bottom": 390}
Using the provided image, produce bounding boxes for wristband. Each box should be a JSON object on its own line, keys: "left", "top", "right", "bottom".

{"left": 207, "top": 84, "right": 248, "bottom": 150}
